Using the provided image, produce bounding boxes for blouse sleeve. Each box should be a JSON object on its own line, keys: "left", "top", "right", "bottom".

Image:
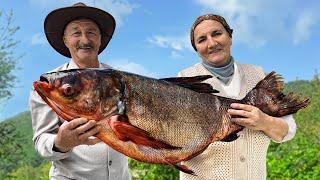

{"left": 272, "top": 115, "right": 297, "bottom": 143}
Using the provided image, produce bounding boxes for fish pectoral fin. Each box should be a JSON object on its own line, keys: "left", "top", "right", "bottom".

{"left": 164, "top": 158, "right": 196, "bottom": 176}
{"left": 219, "top": 124, "right": 243, "bottom": 142}
{"left": 173, "top": 164, "right": 196, "bottom": 176}
{"left": 220, "top": 133, "right": 239, "bottom": 142}
{"left": 160, "top": 76, "right": 219, "bottom": 94}
{"left": 109, "top": 118, "right": 181, "bottom": 150}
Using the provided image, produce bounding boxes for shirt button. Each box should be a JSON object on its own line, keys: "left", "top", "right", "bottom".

{"left": 240, "top": 156, "right": 246, "bottom": 162}
{"left": 239, "top": 134, "right": 244, "bottom": 138}
{"left": 108, "top": 160, "right": 112, "bottom": 166}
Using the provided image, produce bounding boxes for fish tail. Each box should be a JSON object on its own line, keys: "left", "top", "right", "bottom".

{"left": 241, "top": 71, "right": 310, "bottom": 117}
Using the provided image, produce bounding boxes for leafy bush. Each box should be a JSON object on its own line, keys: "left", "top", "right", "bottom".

{"left": 0, "top": 122, "right": 24, "bottom": 178}
{"left": 6, "top": 162, "right": 50, "bottom": 180}
{"left": 129, "top": 159, "right": 179, "bottom": 180}
{"left": 267, "top": 76, "right": 320, "bottom": 179}
{"left": 0, "top": 112, "right": 45, "bottom": 178}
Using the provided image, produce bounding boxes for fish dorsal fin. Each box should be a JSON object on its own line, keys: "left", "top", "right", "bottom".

{"left": 160, "top": 75, "right": 219, "bottom": 94}
{"left": 160, "top": 75, "right": 213, "bottom": 83}
{"left": 175, "top": 82, "right": 219, "bottom": 93}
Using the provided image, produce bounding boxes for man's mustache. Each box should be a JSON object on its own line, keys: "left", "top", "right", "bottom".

{"left": 77, "top": 44, "right": 94, "bottom": 49}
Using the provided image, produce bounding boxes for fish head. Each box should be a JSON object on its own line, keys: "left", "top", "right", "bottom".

{"left": 33, "top": 69, "right": 122, "bottom": 121}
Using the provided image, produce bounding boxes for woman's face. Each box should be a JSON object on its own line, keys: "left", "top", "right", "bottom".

{"left": 193, "top": 20, "right": 232, "bottom": 67}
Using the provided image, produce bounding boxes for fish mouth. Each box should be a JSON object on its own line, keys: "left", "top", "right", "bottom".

{"left": 33, "top": 81, "right": 75, "bottom": 121}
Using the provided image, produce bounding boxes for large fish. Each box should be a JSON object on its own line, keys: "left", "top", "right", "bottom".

{"left": 33, "top": 69, "right": 309, "bottom": 175}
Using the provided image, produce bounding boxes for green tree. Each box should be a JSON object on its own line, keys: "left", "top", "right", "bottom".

{"left": 0, "top": 112, "right": 47, "bottom": 179}
{"left": 5, "top": 162, "right": 51, "bottom": 180}
{"left": 0, "top": 9, "right": 23, "bottom": 179}
{"left": 267, "top": 74, "right": 320, "bottom": 179}
{"left": 0, "top": 9, "right": 20, "bottom": 102}
{"left": 0, "top": 122, "right": 24, "bottom": 178}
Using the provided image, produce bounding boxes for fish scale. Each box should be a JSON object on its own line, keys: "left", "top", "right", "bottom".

{"left": 124, "top": 74, "right": 225, "bottom": 147}
{"left": 33, "top": 69, "right": 309, "bottom": 175}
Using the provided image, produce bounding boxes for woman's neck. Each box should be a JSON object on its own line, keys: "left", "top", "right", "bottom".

{"left": 202, "top": 57, "right": 235, "bottom": 84}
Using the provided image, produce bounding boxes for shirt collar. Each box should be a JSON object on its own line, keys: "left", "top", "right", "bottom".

{"left": 67, "top": 59, "right": 103, "bottom": 69}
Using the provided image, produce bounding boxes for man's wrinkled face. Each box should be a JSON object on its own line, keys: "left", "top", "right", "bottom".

{"left": 63, "top": 18, "right": 101, "bottom": 63}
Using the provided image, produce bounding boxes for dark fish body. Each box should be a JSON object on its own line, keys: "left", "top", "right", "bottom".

{"left": 111, "top": 72, "right": 237, "bottom": 162}
{"left": 33, "top": 69, "right": 309, "bottom": 174}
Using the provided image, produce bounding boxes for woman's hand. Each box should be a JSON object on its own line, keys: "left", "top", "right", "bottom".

{"left": 227, "top": 103, "right": 271, "bottom": 131}
{"left": 228, "top": 103, "right": 289, "bottom": 142}
{"left": 53, "top": 118, "right": 101, "bottom": 152}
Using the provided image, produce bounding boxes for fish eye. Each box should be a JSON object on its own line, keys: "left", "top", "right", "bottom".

{"left": 62, "top": 84, "right": 74, "bottom": 96}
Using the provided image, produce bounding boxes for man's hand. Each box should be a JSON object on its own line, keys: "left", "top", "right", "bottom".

{"left": 53, "top": 117, "right": 101, "bottom": 152}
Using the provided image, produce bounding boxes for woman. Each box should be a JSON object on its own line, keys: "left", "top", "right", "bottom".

{"left": 178, "top": 14, "right": 296, "bottom": 180}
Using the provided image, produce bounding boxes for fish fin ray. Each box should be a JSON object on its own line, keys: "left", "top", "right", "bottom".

{"left": 177, "top": 83, "right": 219, "bottom": 93}
{"left": 160, "top": 75, "right": 212, "bottom": 83}
{"left": 172, "top": 164, "right": 196, "bottom": 176}
{"left": 160, "top": 76, "right": 219, "bottom": 93}
{"left": 220, "top": 133, "right": 239, "bottom": 142}
{"left": 276, "top": 93, "right": 310, "bottom": 115}
{"left": 109, "top": 117, "right": 181, "bottom": 150}
{"left": 254, "top": 71, "right": 284, "bottom": 97}
{"left": 220, "top": 124, "right": 243, "bottom": 142}
{"left": 164, "top": 158, "right": 196, "bottom": 176}
{"left": 242, "top": 71, "right": 310, "bottom": 116}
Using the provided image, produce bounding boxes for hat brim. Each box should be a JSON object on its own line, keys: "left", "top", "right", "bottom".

{"left": 44, "top": 6, "right": 116, "bottom": 58}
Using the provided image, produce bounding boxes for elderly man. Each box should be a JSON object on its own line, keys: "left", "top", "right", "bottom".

{"left": 29, "top": 3, "right": 131, "bottom": 180}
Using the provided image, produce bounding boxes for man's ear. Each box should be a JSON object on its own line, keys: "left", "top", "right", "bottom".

{"left": 63, "top": 36, "right": 68, "bottom": 47}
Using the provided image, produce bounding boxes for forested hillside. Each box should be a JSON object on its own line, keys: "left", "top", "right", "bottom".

{"left": 267, "top": 77, "right": 320, "bottom": 179}
{"left": 0, "top": 78, "right": 319, "bottom": 179}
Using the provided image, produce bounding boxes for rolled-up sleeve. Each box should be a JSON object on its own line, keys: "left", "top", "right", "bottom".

{"left": 273, "top": 115, "right": 297, "bottom": 143}
{"left": 29, "top": 88, "right": 70, "bottom": 160}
